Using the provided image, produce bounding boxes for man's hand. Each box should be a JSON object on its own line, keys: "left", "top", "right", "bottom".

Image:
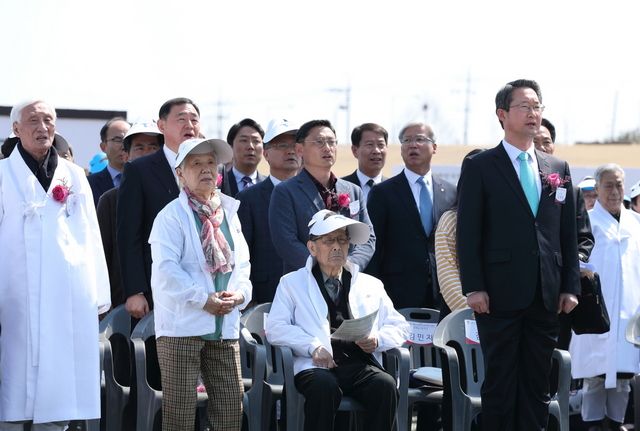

{"left": 467, "top": 291, "right": 490, "bottom": 314}
{"left": 355, "top": 336, "right": 378, "bottom": 354}
{"left": 312, "top": 346, "right": 336, "bottom": 369}
{"left": 558, "top": 293, "right": 579, "bottom": 314}
{"left": 126, "top": 294, "right": 149, "bottom": 319}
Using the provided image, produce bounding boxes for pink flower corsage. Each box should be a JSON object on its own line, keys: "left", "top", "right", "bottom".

{"left": 540, "top": 170, "right": 570, "bottom": 196}
{"left": 52, "top": 179, "right": 73, "bottom": 203}
{"left": 216, "top": 173, "right": 223, "bottom": 187}
{"left": 338, "top": 194, "right": 351, "bottom": 208}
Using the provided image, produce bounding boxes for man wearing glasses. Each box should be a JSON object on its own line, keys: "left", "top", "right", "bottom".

{"left": 457, "top": 79, "right": 580, "bottom": 430}
{"left": 87, "top": 117, "right": 130, "bottom": 206}
{"left": 236, "top": 119, "right": 302, "bottom": 306}
{"left": 270, "top": 119, "right": 375, "bottom": 273}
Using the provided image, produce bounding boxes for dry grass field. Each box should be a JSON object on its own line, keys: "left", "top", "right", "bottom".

{"left": 257, "top": 143, "right": 640, "bottom": 178}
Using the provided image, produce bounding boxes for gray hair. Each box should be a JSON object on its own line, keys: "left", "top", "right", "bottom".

{"left": 10, "top": 100, "right": 57, "bottom": 124}
{"left": 594, "top": 163, "right": 625, "bottom": 185}
{"left": 398, "top": 119, "right": 436, "bottom": 143}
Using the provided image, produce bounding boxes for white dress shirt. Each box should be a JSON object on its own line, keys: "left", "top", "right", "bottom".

{"left": 355, "top": 169, "right": 383, "bottom": 203}
{"left": 232, "top": 167, "right": 257, "bottom": 189}
{"left": 501, "top": 140, "right": 542, "bottom": 196}
{"left": 404, "top": 168, "right": 434, "bottom": 215}
{"left": 163, "top": 145, "right": 179, "bottom": 184}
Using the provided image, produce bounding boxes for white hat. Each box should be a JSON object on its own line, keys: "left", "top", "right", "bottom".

{"left": 175, "top": 138, "right": 232, "bottom": 168}
{"left": 263, "top": 118, "right": 298, "bottom": 144}
{"left": 578, "top": 176, "right": 596, "bottom": 190}
{"left": 308, "top": 210, "right": 370, "bottom": 244}
{"left": 630, "top": 180, "right": 640, "bottom": 199}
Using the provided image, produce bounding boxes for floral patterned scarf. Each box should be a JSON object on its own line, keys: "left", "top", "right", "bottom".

{"left": 184, "top": 187, "right": 232, "bottom": 279}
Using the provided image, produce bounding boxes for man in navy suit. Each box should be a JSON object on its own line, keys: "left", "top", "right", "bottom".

{"left": 87, "top": 117, "right": 130, "bottom": 207}
{"left": 341, "top": 123, "right": 389, "bottom": 203}
{"left": 236, "top": 119, "right": 301, "bottom": 306}
{"left": 457, "top": 79, "right": 580, "bottom": 430}
{"left": 270, "top": 119, "right": 375, "bottom": 273}
{"left": 365, "top": 120, "right": 456, "bottom": 311}
{"left": 117, "top": 97, "right": 200, "bottom": 319}
{"left": 219, "top": 118, "right": 267, "bottom": 197}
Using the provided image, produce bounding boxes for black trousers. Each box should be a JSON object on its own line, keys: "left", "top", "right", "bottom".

{"left": 476, "top": 290, "right": 559, "bottom": 431}
{"left": 294, "top": 363, "right": 398, "bottom": 431}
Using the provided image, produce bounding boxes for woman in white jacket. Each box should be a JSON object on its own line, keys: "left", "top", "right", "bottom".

{"left": 266, "top": 210, "right": 409, "bottom": 431}
{"left": 149, "top": 138, "right": 251, "bottom": 431}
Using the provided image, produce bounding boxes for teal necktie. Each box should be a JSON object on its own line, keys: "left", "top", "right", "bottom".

{"left": 518, "top": 152, "right": 539, "bottom": 216}
{"left": 417, "top": 177, "right": 434, "bottom": 234}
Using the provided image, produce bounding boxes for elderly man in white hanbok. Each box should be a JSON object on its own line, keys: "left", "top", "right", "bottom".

{"left": 570, "top": 163, "right": 640, "bottom": 431}
{"left": 0, "top": 100, "right": 110, "bottom": 431}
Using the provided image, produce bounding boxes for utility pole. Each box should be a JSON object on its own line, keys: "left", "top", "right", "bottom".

{"left": 329, "top": 84, "right": 351, "bottom": 142}
{"left": 463, "top": 71, "right": 473, "bottom": 145}
{"left": 611, "top": 90, "right": 618, "bottom": 141}
{"left": 216, "top": 90, "right": 228, "bottom": 139}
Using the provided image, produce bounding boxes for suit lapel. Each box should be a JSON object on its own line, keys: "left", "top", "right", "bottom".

{"left": 536, "top": 151, "right": 555, "bottom": 215}
{"left": 297, "top": 170, "right": 324, "bottom": 211}
{"left": 150, "top": 150, "right": 179, "bottom": 197}
{"left": 491, "top": 144, "right": 533, "bottom": 216}
{"left": 335, "top": 179, "right": 353, "bottom": 217}
{"left": 432, "top": 176, "right": 449, "bottom": 221}
{"left": 396, "top": 170, "right": 426, "bottom": 235}
{"left": 260, "top": 177, "right": 274, "bottom": 206}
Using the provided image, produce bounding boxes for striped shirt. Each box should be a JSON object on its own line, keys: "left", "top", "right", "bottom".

{"left": 435, "top": 209, "right": 469, "bottom": 312}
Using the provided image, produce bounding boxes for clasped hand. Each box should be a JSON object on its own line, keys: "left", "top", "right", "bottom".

{"left": 204, "top": 291, "right": 243, "bottom": 316}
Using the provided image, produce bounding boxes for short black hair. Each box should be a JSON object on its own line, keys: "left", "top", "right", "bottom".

{"left": 100, "top": 117, "right": 129, "bottom": 143}
{"left": 541, "top": 118, "right": 556, "bottom": 143}
{"left": 495, "top": 79, "right": 542, "bottom": 129}
{"left": 158, "top": 97, "right": 200, "bottom": 121}
{"left": 123, "top": 132, "right": 164, "bottom": 154}
{"left": 226, "top": 118, "right": 264, "bottom": 146}
{"left": 295, "top": 119, "right": 336, "bottom": 143}
{"left": 351, "top": 123, "right": 388, "bottom": 147}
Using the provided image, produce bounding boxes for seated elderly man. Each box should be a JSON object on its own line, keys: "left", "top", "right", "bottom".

{"left": 266, "top": 210, "right": 409, "bottom": 431}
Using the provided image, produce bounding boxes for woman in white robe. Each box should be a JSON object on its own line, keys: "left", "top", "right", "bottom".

{"left": 570, "top": 164, "right": 640, "bottom": 430}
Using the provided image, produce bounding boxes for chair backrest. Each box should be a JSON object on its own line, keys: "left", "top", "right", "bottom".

{"left": 131, "top": 310, "right": 162, "bottom": 391}
{"left": 242, "top": 302, "right": 284, "bottom": 385}
{"left": 398, "top": 308, "right": 441, "bottom": 368}
{"left": 433, "top": 308, "right": 484, "bottom": 397}
{"left": 626, "top": 311, "right": 640, "bottom": 347}
{"left": 99, "top": 304, "right": 132, "bottom": 386}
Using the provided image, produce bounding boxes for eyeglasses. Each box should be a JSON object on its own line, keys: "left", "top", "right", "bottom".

{"left": 302, "top": 138, "right": 338, "bottom": 148}
{"left": 401, "top": 136, "right": 434, "bottom": 146}
{"left": 106, "top": 137, "right": 125, "bottom": 145}
{"left": 314, "top": 235, "right": 350, "bottom": 245}
{"left": 509, "top": 103, "right": 545, "bottom": 113}
{"left": 267, "top": 142, "right": 297, "bottom": 150}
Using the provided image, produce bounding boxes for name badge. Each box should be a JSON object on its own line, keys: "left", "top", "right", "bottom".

{"left": 349, "top": 200, "right": 360, "bottom": 217}
{"left": 406, "top": 321, "right": 437, "bottom": 345}
{"left": 555, "top": 187, "right": 567, "bottom": 204}
{"left": 66, "top": 195, "right": 76, "bottom": 217}
{"left": 465, "top": 319, "right": 480, "bottom": 344}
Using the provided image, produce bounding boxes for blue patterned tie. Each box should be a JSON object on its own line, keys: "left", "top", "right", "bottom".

{"left": 326, "top": 278, "right": 341, "bottom": 305}
{"left": 417, "top": 177, "right": 434, "bottom": 235}
{"left": 241, "top": 176, "right": 253, "bottom": 188}
{"left": 518, "top": 152, "right": 539, "bottom": 216}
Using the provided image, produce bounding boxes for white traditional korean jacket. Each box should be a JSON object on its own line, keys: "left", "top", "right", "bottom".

{"left": 570, "top": 200, "right": 640, "bottom": 388}
{"left": 0, "top": 149, "right": 110, "bottom": 423}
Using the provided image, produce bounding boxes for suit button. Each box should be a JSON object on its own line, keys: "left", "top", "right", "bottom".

{"left": 534, "top": 222, "right": 539, "bottom": 226}
{"left": 531, "top": 250, "right": 537, "bottom": 255}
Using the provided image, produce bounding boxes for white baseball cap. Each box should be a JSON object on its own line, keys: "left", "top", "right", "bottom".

{"left": 308, "top": 210, "right": 370, "bottom": 244}
{"left": 263, "top": 118, "right": 298, "bottom": 144}
{"left": 630, "top": 180, "right": 640, "bottom": 199}
{"left": 175, "top": 138, "right": 232, "bottom": 168}
{"left": 578, "top": 176, "right": 596, "bottom": 190}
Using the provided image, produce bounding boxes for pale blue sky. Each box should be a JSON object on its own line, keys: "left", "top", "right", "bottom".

{"left": 2, "top": 0, "right": 639, "bottom": 146}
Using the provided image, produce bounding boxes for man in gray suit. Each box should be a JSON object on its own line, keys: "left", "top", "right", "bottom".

{"left": 237, "top": 119, "right": 301, "bottom": 306}
{"left": 342, "top": 123, "right": 389, "bottom": 202}
{"left": 270, "top": 119, "right": 376, "bottom": 273}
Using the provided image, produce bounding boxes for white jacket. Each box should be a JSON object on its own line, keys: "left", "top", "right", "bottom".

{"left": 570, "top": 201, "right": 640, "bottom": 388}
{"left": 265, "top": 256, "right": 409, "bottom": 375}
{"left": 149, "top": 189, "right": 251, "bottom": 338}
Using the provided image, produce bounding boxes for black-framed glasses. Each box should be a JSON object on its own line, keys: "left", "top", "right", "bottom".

{"left": 314, "top": 235, "right": 350, "bottom": 245}
{"left": 267, "top": 142, "right": 297, "bottom": 150}
{"left": 106, "top": 137, "right": 125, "bottom": 145}
{"left": 401, "top": 136, "right": 434, "bottom": 146}
{"left": 302, "top": 138, "right": 338, "bottom": 149}
{"left": 509, "top": 103, "right": 545, "bottom": 113}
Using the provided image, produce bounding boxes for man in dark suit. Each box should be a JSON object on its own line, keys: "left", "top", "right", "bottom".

{"left": 117, "top": 97, "right": 200, "bottom": 319}
{"left": 457, "top": 79, "right": 580, "bottom": 431}
{"left": 270, "top": 119, "right": 375, "bottom": 273}
{"left": 87, "top": 117, "right": 130, "bottom": 207}
{"left": 365, "top": 120, "right": 456, "bottom": 311}
{"left": 97, "top": 119, "right": 163, "bottom": 312}
{"left": 236, "top": 119, "right": 301, "bottom": 306}
{"left": 219, "top": 118, "right": 267, "bottom": 197}
{"left": 341, "top": 123, "right": 389, "bottom": 202}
